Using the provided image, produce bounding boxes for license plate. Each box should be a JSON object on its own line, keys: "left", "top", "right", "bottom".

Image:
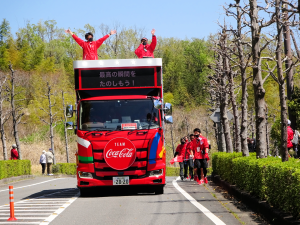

{"left": 113, "top": 176, "right": 129, "bottom": 185}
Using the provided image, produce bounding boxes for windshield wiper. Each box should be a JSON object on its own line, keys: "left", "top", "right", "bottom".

{"left": 85, "top": 128, "right": 112, "bottom": 136}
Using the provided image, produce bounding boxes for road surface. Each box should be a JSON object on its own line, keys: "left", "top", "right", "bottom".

{"left": 0, "top": 176, "right": 263, "bottom": 225}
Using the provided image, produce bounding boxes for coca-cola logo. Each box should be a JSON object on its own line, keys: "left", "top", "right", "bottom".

{"left": 104, "top": 138, "right": 136, "bottom": 170}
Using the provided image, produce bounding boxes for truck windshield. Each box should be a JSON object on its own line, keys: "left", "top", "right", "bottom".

{"left": 79, "top": 99, "right": 160, "bottom": 131}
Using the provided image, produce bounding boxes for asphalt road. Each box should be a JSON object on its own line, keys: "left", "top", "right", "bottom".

{"left": 0, "top": 177, "right": 263, "bottom": 225}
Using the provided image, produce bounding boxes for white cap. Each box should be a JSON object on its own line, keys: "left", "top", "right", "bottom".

{"left": 288, "top": 120, "right": 291, "bottom": 125}
{"left": 42, "top": 150, "right": 46, "bottom": 153}
{"left": 12, "top": 144, "right": 17, "bottom": 148}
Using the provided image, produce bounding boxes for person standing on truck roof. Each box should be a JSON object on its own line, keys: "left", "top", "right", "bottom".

{"left": 135, "top": 29, "right": 157, "bottom": 58}
{"left": 65, "top": 29, "right": 116, "bottom": 60}
{"left": 191, "top": 128, "right": 209, "bottom": 185}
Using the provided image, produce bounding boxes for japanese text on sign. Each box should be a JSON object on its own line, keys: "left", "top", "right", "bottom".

{"left": 80, "top": 68, "right": 155, "bottom": 89}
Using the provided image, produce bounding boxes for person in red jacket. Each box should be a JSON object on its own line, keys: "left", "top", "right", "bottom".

{"left": 174, "top": 137, "right": 188, "bottom": 180}
{"left": 185, "top": 134, "right": 195, "bottom": 180}
{"left": 287, "top": 119, "right": 294, "bottom": 150}
{"left": 135, "top": 29, "right": 157, "bottom": 58}
{"left": 191, "top": 128, "right": 209, "bottom": 184}
{"left": 65, "top": 29, "right": 116, "bottom": 60}
{"left": 10, "top": 144, "right": 19, "bottom": 160}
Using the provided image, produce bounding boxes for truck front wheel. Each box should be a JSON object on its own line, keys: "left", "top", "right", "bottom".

{"left": 79, "top": 188, "right": 89, "bottom": 197}
{"left": 154, "top": 186, "right": 164, "bottom": 195}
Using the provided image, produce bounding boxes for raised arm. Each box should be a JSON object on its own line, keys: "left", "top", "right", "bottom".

{"left": 149, "top": 29, "right": 156, "bottom": 51}
{"left": 65, "top": 29, "right": 85, "bottom": 47}
{"left": 95, "top": 30, "right": 116, "bottom": 48}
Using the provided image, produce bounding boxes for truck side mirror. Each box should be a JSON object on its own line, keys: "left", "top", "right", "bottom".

{"left": 165, "top": 115, "right": 173, "bottom": 124}
{"left": 153, "top": 99, "right": 162, "bottom": 109}
{"left": 66, "top": 122, "right": 74, "bottom": 130}
{"left": 66, "top": 105, "right": 73, "bottom": 118}
{"left": 164, "top": 103, "right": 172, "bottom": 115}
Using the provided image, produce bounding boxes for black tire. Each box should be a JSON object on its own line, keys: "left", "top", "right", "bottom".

{"left": 154, "top": 186, "right": 164, "bottom": 195}
{"left": 79, "top": 188, "right": 89, "bottom": 197}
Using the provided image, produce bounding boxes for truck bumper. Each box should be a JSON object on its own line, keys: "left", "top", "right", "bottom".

{"left": 77, "top": 175, "right": 165, "bottom": 188}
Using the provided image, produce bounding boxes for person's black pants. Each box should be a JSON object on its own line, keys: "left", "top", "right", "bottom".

{"left": 41, "top": 163, "right": 46, "bottom": 174}
{"left": 184, "top": 159, "right": 194, "bottom": 178}
{"left": 179, "top": 162, "right": 184, "bottom": 178}
{"left": 194, "top": 159, "right": 208, "bottom": 178}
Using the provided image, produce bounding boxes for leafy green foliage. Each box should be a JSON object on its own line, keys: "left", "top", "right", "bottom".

{"left": 0, "top": 160, "right": 31, "bottom": 179}
{"left": 52, "top": 163, "right": 76, "bottom": 175}
{"left": 213, "top": 152, "right": 300, "bottom": 218}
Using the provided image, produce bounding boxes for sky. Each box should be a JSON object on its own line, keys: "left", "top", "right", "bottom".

{"left": 1, "top": 0, "right": 236, "bottom": 40}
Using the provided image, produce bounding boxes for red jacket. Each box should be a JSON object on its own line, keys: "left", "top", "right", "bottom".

{"left": 287, "top": 126, "right": 294, "bottom": 148}
{"left": 11, "top": 148, "right": 18, "bottom": 160}
{"left": 135, "top": 36, "right": 157, "bottom": 58}
{"left": 191, "top": 136, "right": 209, "bottom": 159}
{"left": 72, "top": 34, "right": 109, "bottom": 60}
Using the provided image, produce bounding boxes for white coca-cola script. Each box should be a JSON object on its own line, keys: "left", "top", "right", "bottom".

{"left": 106, "top": 148, "right": 134, "bottom": 158}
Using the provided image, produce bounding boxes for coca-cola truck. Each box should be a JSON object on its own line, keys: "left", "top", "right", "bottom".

{"left": 66, "top": 58, "right": 173, "bottom": 196}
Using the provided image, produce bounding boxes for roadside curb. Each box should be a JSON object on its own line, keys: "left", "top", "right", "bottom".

{"left": 212, "top": 175, "right": 300, "bottom": 225}
{"left": 0, "top": 175, "right": 35, "bottom": 185}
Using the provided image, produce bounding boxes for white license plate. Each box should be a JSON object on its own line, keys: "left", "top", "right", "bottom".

{"left": 113, "top": 176, "right": 129, "bottom": 185}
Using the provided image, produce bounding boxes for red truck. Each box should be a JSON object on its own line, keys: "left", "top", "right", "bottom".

{"left": 66, "top": 58, "right": 172, "bottom": 196}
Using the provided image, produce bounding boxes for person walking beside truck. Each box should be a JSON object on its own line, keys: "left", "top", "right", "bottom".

{"left": 65, "top": 29, "right": 116, "bottom": 60}
{"left": 135, "top": 29, "right": 157, "bottom": 58}
{"left": 174, "top": 137, "right": 188, "bottom": 181}
{"left": 185, "top": 134, "right": 195, "bottom": 181}
{"left": 10, "top": 144, "right": 18, "bottom": 160}
{"left": 191, "top": 128, "right": 209, "bottom": 184}
{"left": 40, "top": 150, "right": 46, "bottom": 175}
{"left": 46, "top": 149, "right": 54, "bottom": 176}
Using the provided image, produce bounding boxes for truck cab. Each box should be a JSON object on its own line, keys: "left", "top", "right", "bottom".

{"left": 66, "top": 58, "right": 173, "bottom": 196}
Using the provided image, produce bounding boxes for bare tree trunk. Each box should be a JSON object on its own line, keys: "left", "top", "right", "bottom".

{"left": 62, "top": 91, "right": 69, "bottom": 163}
{"left": 229, "top": 70, "right": 241, "bottom": 152}
{"left": 250, "top": 0, "right": 268, "bottom": 158}
{"left": 0, "top": 74, "right": 8, "bottom": 160}
{"left": 9, "top": 64, "right": 22, "bottom": 159}
{"left": 47, "top": 83, "right": 55, "bottom": 164}
{"left": 275, "top": 0, "right": 289, "bottom": 162}
{"left": 235, "top": 0, "right": 249, "bottom": 156}
{"left": 266, "top": 107, "right": 270, "bottom": 155}
{"left": 170, "top": 124, "right": 175, "bottom": 155}
{"left": 220, "top": 32, "right": 233, "bottom": 153}
{"left": 283, "top": 4, "right": 296, "bottom": 130}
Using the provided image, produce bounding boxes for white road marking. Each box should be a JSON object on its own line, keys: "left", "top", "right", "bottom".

{"left": 0, "top": 178, "right": 65, "bottom": 193}
{"left": 0, "top": 223, "right": 40, "bottom": 224}
{"left": 173, "top": 177, "right": 226, "bottom": 225}
{"left": 0, "top": 188, "right": 79, "bottom": 225}
{"left": 39, "top": 194, "right": 79, "bottom": 225}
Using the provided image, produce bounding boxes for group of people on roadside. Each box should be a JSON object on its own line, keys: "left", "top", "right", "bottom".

{"left": 175, "top": 128, "right": 210, "bottom": 185}
{"left": 65, "top": 28, "right": 157, "bottom": 59}
{"left": 10, "top": 145, "right": 54, "bottom": 175}
{"left": 39, "top": 149, "right": 54, "bottom": 176}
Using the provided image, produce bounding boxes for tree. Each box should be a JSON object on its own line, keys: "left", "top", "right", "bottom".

{"left": 225, "top": 0, "right": 252, "bottom": 156}
{"left": 62, "top": 91, "right": 69, "bottom": 163}
{"left": 0, "top": 19, "right": 10, "bottom": 43}
{"left": 39, "top": 82, "right": 59, "bottom": 164}
{"left": 0, "top": 72, "right": 10, "bottom": 160}
{"left": 8, "top": 64, "right": 24, "bottom": 159}
{"left": 249, "top": 0, "right": 275, "bottom": 158}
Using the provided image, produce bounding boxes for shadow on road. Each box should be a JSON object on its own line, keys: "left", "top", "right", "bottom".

{"left": 78, "top": 186, "right": 158, "bottom": 198}
{"left": 22, "top": 188, "right": 79, "bottom": 200}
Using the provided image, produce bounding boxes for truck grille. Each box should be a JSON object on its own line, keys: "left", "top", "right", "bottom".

{"left": 93, "top": 148, "right": 148, "bottom": 180}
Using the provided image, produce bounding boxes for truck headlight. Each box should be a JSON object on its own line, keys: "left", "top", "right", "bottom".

{"left": 149, "top": 169, "right": 163, "bottom": 177}
{"left": 78, "top": 171, "right": 93, "bottom": 178}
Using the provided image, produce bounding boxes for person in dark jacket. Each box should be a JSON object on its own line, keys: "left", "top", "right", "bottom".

{"left": 135, "top": 29, "right": 157, "bottom": 58}
{"left": 65, "top": 29, "right": 116, "bottom": 60}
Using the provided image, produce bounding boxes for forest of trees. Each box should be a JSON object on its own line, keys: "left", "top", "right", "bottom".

{"left": 0, "top": 0, "right": 300, "bottom": 163}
